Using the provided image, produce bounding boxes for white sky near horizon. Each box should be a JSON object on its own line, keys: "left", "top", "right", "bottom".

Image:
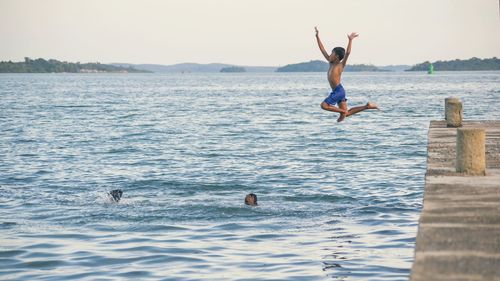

{"left": 0, "top": 0, "right": 499, "bottom": 66}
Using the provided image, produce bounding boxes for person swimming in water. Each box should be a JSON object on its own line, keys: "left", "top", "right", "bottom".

{"left": 315, "top": 27, "right": 379, "bottom": 122}
{"left": 244, "top": 193, "right": 258, "bottom": 206}
{"left": 108, "top": 189, "right": 123, "bottom": 202}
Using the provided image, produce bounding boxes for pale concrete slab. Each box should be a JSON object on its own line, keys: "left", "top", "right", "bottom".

{"left": 410, "top": 121, "right": 500, "bottom": 281}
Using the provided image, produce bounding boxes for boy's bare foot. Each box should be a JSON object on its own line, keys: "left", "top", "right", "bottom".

{"left": 337, "top": 114, "right": 346, "bottom": 122}
{"left": 366, "top": 102, "right": 379, "bottom": 110}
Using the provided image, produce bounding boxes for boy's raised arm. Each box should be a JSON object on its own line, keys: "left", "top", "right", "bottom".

{"left": 315, "top": 27, "right": 330, "bottom": 61}
{"left": 342, "top": 32, "right": 359, "bottom": 66}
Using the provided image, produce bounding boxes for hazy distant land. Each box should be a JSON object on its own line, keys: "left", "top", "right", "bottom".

{"left": 114, "top": 61, "right": 397, "bottom": 73}
{"left": 112, "top": 63, "right": 276, "bottom": 73}
{"left": 276, "top": 60, "right": 389, "bottom": 72}
{"left": 220, "top": 66, "right": 246, "bottom": 73}
{"left": 1, "top": 57, "right": 499, "bottom": 73}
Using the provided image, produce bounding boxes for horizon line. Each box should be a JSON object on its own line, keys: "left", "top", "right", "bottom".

{"left": 2, "top": 56, "right": 499, "bottom": 68}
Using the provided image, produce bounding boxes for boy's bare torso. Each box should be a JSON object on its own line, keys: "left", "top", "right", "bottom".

{"left": 328, "top": 62, "right": 343, "bottom": 89}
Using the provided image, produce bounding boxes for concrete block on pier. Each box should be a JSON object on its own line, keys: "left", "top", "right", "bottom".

{"left": 456, "top": 128, "right": 486, "bottom": 175}
{"left": 445, "top": 97, "right": 463, "bottom": 127}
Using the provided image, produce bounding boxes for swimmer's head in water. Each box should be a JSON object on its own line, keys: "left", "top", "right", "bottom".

{"left": 109, "top": 189, "right": 123, "bottom": 202}
{"left": 244, "top": 193, "right": 257, "bottom": 206}
{"left": 331, "top": 47, "right": 345, "bottom": 61}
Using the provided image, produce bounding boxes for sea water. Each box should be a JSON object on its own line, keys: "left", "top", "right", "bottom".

{"left": 0, "top": 72, "right": 499, "bottom": 280}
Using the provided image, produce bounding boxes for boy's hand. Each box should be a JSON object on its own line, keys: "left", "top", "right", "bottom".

{"left": 315, "top": 26, "right": 319, "bottom": 37}
{"left": 348, "top": 32, "right": 359, "bottom": 40}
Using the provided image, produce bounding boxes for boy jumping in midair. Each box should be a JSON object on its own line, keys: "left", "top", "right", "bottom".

{"left": 315, "top": 27, "right": 378, "bottom": 122}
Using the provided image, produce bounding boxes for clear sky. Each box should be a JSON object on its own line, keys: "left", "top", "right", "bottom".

{"left": 1, "top": 0, "right": 499, "bottom": 66}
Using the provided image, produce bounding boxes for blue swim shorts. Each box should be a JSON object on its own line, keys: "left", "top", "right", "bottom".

{"left": 323, "top": 84, "right": 347, "bottom": 106}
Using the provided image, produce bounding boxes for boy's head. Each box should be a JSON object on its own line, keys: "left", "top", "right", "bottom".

{"left": 108, "top": 189, "right": 123, "bottom": 202}
{"left": 244, "top": 193, "right": 258, "bottom": 206}
{"left": 331, "top": 47, "right": 345, "bottom": 62}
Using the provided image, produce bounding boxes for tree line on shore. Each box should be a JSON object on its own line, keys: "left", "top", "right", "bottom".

{"left": 276, "top": 57, "right": 500, "bottom": 72}
{"left": 0, "top": 57, "right": 150, "bottom": 73}
{"left": 406, "top": 57, "right": 500, "bottom": 71}
{"left": 1, "top": 57, "right": 499, "bottom": 73}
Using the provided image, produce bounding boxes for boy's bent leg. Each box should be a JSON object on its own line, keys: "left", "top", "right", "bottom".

{"left": 347, "top": 102, "right": 379, "bottom": 117}
{"left": 337, "top": 101, "right": 348, "bottom": 122}
{"left": 321, "top": 101, "right": 345, "bottom": 114}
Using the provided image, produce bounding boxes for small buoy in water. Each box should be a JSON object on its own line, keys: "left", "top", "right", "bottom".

{"left": 108, "top": 189, "right": 123, "bottom": 202}
{"left": 428, "top": 63, "right": 434, "bottom": 74}
{"left": 245, "top": 193, "right": 258, "bottom": 206}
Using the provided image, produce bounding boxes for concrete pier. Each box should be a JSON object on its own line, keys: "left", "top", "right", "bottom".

{"left": 410, "top": 120, "right": 500, "bottom": 281}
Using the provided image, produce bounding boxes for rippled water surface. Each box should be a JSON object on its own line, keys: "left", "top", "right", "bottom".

{"left": 1, "top": 72, "right": 499, "bottom": 280}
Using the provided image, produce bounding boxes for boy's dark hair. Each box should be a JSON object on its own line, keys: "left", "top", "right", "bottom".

{"left": 108, "top": 189, "right": 123, "bottom": 202}
{"left": 245, "top": 193, "right": 258, "bottom": 206}
{"left": 333, "top": 47, "right": 345, "bottom": 61}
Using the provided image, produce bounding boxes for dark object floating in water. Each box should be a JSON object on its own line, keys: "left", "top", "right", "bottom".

{"left": 108, "top": 189, "right": 123, "bottom": 202}
{"left": 245, "top": 193, "right": 258, "bottom": 206}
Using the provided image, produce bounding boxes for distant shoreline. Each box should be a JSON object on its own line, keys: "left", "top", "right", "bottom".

{"left": 1, "top": 57, "right": 499, "bottom": 73}
{"left": 405, "top": 57, "right": 500, "bottom": 71}
{"left": 0, "top": 58, "right": 151, "bottom": 73}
